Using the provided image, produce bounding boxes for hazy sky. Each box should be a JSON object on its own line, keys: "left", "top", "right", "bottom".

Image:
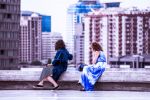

{"left": 21, "top": 0, "right": 78, "bottom": 35}
{"left": 21, "top": 0, "right": 150, "bottom": 35}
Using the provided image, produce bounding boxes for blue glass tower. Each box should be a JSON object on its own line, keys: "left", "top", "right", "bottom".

{"left": 68, "top": 0, "right": 103, "bottom": 14}
{"left": 104, "top": 2, "right": 120, "bottom": 8}
{"left": 66, "top": 0, "right": 104, "bottom": 64}
{"left": 41, "top": 15, "right": 51, "bottom": 32}
{"left": 67, "top": 0, "right": 103, "bottom": 23}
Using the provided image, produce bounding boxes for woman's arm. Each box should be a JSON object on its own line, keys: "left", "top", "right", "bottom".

{"left": 52, "top": 51, "right": 63, "bottom": 66}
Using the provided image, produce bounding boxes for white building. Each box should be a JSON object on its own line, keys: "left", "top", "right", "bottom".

{"left": 83, "top": 13, "right": 108, "bottom": 64}
{"left": 74, "top": 23, "right": 84, "bottom": 66}
{"left": 82, "top": 7, "right": 150, "bottom": 64}
{"left": 66, "top": 0, "right": 102, "bottom": 64}
{"left": 49, "top": 32, "right": 63, "bottom": 59}
{"left": 42, "top": 32, "right": 51, "bottom": 60}
{"left": 42, "top": 32, "right": 63, "bottom": 60}
{"left": 20, "top": 13, "right": 42, "bottom": 63}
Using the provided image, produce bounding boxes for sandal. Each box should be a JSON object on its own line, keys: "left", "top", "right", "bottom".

{"left": 52, "top": 85, "right": 59, "bottom": 90}
{"left": 33, "top": 84, "right": 44, "bottom": 88}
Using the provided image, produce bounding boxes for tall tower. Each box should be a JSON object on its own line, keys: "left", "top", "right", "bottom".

{"left": 41, "top": 15, "right": 51, "bottom": 32}
{"left": 83, "top": 7, "right": 150, "bottom": 65}
{"left": 66, "top": 0, "right": 103, "bottom": 64}
{"left": 20, "top": 13, "right": 42, "bottom": 63}
{"left": 21, "top": 11, "right": 51, "bottom": 33}
{"left": 0, "top": 0, "right": 21, "bottom": 69}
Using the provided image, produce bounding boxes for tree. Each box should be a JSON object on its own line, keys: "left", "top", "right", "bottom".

{"left": 30, "top": 60, "right": 42, "bottom": 65}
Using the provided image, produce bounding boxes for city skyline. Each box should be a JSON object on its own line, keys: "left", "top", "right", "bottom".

{"left": 21, "top": 0, "right": 150, "bottom": 36}
{"left": 21, "top": 0, "right": 77, "bottom": 36}
{"left": 0, "top": 0, "right": 150, "bottom": 69}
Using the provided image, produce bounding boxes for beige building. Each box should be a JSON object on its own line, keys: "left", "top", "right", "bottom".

{"left": 83, "top": 7, "right": 150, "bottom": 64}
{"left": 20, "top": 13, "right": 42, "bottom": 63}
{"left": 0, "top": 0, "right": 20, "bottom": 69}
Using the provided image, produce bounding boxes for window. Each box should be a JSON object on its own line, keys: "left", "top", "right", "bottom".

{"left": 0, "top": 50, "right": 4, "bottom": 55}
{"left": 0, "top": 4, "right": 6, "bottom": 9}
{"left": 9, "top": 58, "right": 14, "bottom": 64}
{"left": 7, "top": 14, "right": 12, "bottom": 19}
{"left": 8, "top": 51, "right": 13, "bottom": 56}
{"left": 3, "top": 14, "right": 12, "bottom": 19}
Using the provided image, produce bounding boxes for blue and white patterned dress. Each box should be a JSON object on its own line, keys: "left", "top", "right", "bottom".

{"left": 80, "top": 51, "right": 106, "bottom": 91}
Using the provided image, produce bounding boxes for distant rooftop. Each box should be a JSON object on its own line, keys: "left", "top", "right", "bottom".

{"left": 103, "top": 2, "right": 120, "bottom": 8}
{"left": 68, "top": 1, "right": 103, "bottom": 14}
{"left": 109, "top": 54, "right": 150, "bottom": 62}
{"left": 21, "top": 11, "right": 50, "bottom": 16}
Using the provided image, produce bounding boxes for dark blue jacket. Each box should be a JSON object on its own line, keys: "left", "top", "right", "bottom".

{"left": 52, "top": 48, "right": 73, "bottom": 81}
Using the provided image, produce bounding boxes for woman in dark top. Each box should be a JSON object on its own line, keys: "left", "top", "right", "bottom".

{"left": 34, "top": 39, "right": 73, "bottom": 90}
{"left": 52, "top": 39, "right": 73, "bottom": 81}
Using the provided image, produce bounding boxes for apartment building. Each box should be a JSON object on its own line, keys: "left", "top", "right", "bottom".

{"left": 83, "top": 7, "right": 150, "bottom": 64}
{"left": 0, "top": 0, "right": 20, "bottom": 69}
{"left": 20, "top": 13, "right": 42, "bottom": 63}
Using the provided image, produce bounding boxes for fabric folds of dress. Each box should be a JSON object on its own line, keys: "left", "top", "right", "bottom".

{"left": 80, "top": 51, "right": 106, "bottom": 91}
{"left": 39, "top": 66, "right": 53, "bottom": 81}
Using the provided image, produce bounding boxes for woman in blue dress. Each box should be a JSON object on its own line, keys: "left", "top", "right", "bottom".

{"left": 79, "top": 42, "right": 106, "bottom": 91}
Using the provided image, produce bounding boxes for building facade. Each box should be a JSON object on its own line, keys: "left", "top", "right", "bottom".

{"left": 0, "top": 0, "right": 20, "bottom": 69}
{"left": 83, "top": 7, "right": 150, "bottom": 64}
{"left": 21, "top": 11, "right": 51, "bottom": 32}
{"left": 41, "top": 32, "right": 62, "bottom": 60}
{"left": 41, "top": 32, "right": 51, "bottom": 60}
{"left": 83, "top": 13, "right": 108, "bottom": 64}
{"left": 67, "top": 0, "right": 103, "bottom": 64}
{"left": 48, "top": 32, "right": 63, "bottom": 59}
{"left": 41, "top": 15, "right": 51, "bottom": 32}
{"left": 74, "top": 23, "right": 84, "bottom": 66}
{"left": 20, "top": 13, "right": 42, "bottom": 63}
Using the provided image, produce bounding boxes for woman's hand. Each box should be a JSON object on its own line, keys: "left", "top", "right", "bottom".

{"left": 47, "top": 64, "right": 52, "bottom": 67}
{"left": 93, "top": 51, "right": 100, "bottom": 64}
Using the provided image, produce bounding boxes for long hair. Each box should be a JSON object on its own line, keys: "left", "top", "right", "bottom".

{"left": 55, "top": 39, "right": 66, "bottom": 50}
{"left": 91, "top": 42, "right": 103, "bottom": 51}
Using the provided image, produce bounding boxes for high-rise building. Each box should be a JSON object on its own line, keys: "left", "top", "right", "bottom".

{"left": 0, "top": 0, "right": 20, "bottom": 69}
{"left": 103, "top": 2, "right": 120, "bottom": 8}
{"left": 83, "top": 13, "right": 108, "bottom": 64}
{"left": 21, "top": 11, "right": 51, "bottom": 32}
{"left": 66, "top": 0, "right": 103, "bottom": 64}
{"left": 20, "top": 11, "right": 52, "bottom": 63}
{"left": 42, "top": 15, "right": 51, "bottom": 32}
{"left": 41, "top": 32, "right": 62, "bottom": 60}
{"left": 83, "top": 7, "right": 150, "bottom": 64}
{"left": 48, "top": 32, "right": 63, "bottom": 59}
{"left": 42, "top": 32, "right": 51, "bottom": 60}
{"left": 74, "top": 23, "right": 84, "bottom": 66}
{"left": 102, "top": 1, "right": 120, "bottom": 8}
{"left": 20, "top": 13, "right": 42, "bottom": 63}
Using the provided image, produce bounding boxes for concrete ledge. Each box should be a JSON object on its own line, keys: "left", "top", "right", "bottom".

{"left": 0, "top": 68, "right": 150, "bottom": 83}
{"left": 0, "top": 67, "right": 150, "bottom": 91}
